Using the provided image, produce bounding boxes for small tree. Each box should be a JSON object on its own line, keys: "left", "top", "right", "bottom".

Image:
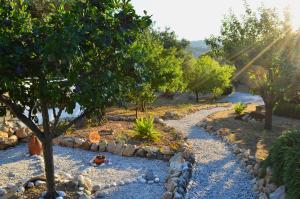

{"left": 0, "top": 0, "right": 150, "bottom": 198}
{"left": 184, "top": 56, "right": 235, "bottom": 102}
{"left": 127, "top": 31, "right": 184, "bottom": 116}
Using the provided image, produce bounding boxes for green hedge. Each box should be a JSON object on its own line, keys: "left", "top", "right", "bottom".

{"left": 274, "top": 103, "right": 300, "bottom": 120}
{"left": 263, "top": 130, "right": 300, "bottom": 199}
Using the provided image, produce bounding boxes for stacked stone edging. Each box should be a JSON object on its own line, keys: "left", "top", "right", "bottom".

{"left": 198, "top": 121, "right": 286, "bottom": 199}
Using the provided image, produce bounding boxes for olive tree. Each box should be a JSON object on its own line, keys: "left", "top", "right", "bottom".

{"left": 0, "top": 0, "right": 150, "bottom": 198}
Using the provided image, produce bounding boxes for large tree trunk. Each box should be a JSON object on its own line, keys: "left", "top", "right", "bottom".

{"left": 42, "top": 139, "right": 57, "bottom": 199}
{"left": 264, "top": 103, "right": 273, "bottom": 130}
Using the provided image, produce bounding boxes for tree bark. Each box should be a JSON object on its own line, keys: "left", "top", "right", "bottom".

{"left": 195, "top": 92, "right": 199, "bottom": 102}
{"left": 264, "top": 103, "right": 273, "bottom": 130}
{"left": 42, "top": 138, "right": 57, "bottom": 199}
{"left": 141, "top": 101, "right": 146, "bottom": 112}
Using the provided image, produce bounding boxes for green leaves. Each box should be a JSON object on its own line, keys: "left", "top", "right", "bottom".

{"left": 134, "top": 116, "right": 160, "bottom": 142}
{"left": 184, "top": 55, "right": 235, "bottom": 98}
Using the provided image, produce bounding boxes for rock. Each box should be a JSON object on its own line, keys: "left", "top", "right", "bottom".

{"left": 0, "top": 131, "right": 8, "bottom": 139}
{"left": 162, "top": 192, "right": 173, "bottom": 199}
{"left": 135, "top": 148, "right": 146, "bottom": 157}
{"left": 16, "top": 128, "right": 31, "bottom": 139}
{"left": 258, "top": 178, "right": 265, "bottom": 190}
{"left": 173, "top": 192, "right": 184, "bottom": 199}
{"left": 80, "top": 140, "right": 91, "bottom": 150}
{"left": 35, "top": 180, "right": 46, "bottom": 186}
{"left": 106, "top": 141, "right": 117, "bottom": 153}
{"left": 148, "top": 180, "right": 154, "bottom": 184}
{"left": 161, "top": 146, "right": 172, "bottom": 155}
{"left": 244, "top": 149, "right": 251, "bottom": 158}
{"left": 154, "top": 177, "right": 160, "bottom": 183}
{"left": 90, "top": 143, "right": 99, "bottom": 152}
{"left": 56, "top": 197, "right": 63, "bottom": 199}
{"left": 169, "top": 160, "right": 184, "bottom": 174}
{"left": 138, "top": 177, "right": 146, "bottom": 184}
{"left": 92, "top": 184, "right": 101, "bottom": 192}
{"left": 74, "top": 137, "right": 85, "bottom": 148}
{"left": 57, "top": 191, "right": 66, "bottom": 197}
{"left": 114, "top": 141, "right": 125, "bottom": 156}
{"left": 266, "top": 166, "right": 273, "bottom": 176}
{"left": 60, "top": 137, "right": 74, "bottom": 147}
{"left": 27, "top": 182, "right": 34, "bottom": 188}
{"left": 98, "top": 140, "right": 107, "bottom": 152}
{"left": 0, "top": 188, "right": 7, "bottom": 196}
{"left": 122, "top": 144, "right": 137, "bottom": 156}
{"left": 79, "top": 193, "right": 91, "bottom": 199}
{"left": 163, "top": 111, "right": 180, "bottom": 120}
{"left": 166, "top": 180, "right": 177, "bottom": 192}
{"left": 77, "top": 175, "right": 92, "bottom": 191}
{"left": 8, "top": 172, "right": 16, "bottom": 178}
{"left": 145, "top": 169, "right": 155, "bottom": 181}
{"left": 269, "top": 186, "right": 285, "bottom": 199}
{"left": 8, "top": 135, "right": 18, "bottom": 146}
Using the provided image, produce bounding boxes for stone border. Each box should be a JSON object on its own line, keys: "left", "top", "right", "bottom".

{"left": 198, "top": 121, "right": 286, "bottom": 199}
{"left": 162, "top": 149, "right": 195, "bottom": 199}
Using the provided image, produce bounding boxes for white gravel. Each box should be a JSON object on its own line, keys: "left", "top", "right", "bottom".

{"left": 0, "top": 144, "right": 168, "bottom": 199}
{"left": 165, "top": 107, "right": 257, "bottom": 199}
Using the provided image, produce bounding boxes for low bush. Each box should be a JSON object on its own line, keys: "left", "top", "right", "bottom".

{"left": 274, "top": 103, "right": 300, "bottom": 120}
{"left": 134, "top": 116, "right": 160, "bottom": 141}
{"left": 263, "top": 130, "right": 300, "bottom": 199}
{"left": 234, "top": 102, "right": 246, "bottom": 115}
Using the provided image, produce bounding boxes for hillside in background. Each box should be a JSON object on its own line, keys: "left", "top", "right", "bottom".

{"left": 188, "top": 40, "right": 210, "bottom": 57}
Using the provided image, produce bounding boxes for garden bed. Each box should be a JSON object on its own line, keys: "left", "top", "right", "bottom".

{"left": 200, "top": 103, "right": 300, "bottom": 160}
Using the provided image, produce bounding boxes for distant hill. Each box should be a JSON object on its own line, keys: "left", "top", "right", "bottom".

{"left": 187, "top": 40, "right": 210, "bottom": 57}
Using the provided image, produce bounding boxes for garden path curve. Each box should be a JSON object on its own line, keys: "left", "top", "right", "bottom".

{"left": 165, "top": 96, "right": 258, "bottom": 198}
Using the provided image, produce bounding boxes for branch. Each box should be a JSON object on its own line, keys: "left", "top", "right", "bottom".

{"left": 0, "top": 95, "right": 45, "bottom": 142}
{"left": 51, "top": 109, "right": 90, "bottom": 139}
{"left": 51, "top": 108, "right": 63, "bottom": 132}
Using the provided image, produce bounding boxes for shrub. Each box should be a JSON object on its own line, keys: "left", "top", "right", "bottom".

{"left": 234, "top": 102, "right": 246, "bottom": 115}
{"left": 274, "top": 103, "right": 300, "bottom": 120}
{"left": 134, "top": 117, "right": 160, "bottom": 141}
{"left": 263, "top": 130, "right": 300, "bottom": 199}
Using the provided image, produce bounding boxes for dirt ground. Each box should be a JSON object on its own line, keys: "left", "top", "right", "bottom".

{"left": 205, "top": 104, "right": 300, "bottom": 160}
{"left": 64, "top": 120, "right": 184, "bottom": 151}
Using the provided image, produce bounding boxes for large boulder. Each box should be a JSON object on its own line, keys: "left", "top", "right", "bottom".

{"left": 0, "top": 135, "right": 18, "bottom": 150}
{"left": 74, "top": 137, "right": 85, "bottom": 148}
{"left": 114, "top": 141, "right": 125, "bottom": 156}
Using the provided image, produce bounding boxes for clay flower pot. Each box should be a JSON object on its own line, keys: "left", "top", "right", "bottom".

{"left": 28, "top": 135, "right": 43, "bottom": 156}
{"left": 94, "top": 155, "right": 106, "bottom": 165}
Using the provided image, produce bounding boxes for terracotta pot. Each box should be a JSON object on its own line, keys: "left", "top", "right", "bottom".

{"left": 28, "top": 135, "right": 43, "bottom": 156}
{"left": 94, "top": 155, "right": 106, "bottom": 165}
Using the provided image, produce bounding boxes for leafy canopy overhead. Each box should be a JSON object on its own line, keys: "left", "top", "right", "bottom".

{"left": 0, "top": 0, "right": 151, "bottom": 139}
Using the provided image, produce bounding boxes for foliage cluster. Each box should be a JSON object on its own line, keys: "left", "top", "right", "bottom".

{"left": 234, "top": 102, "right": 247, "bottom": 115}
{"left": 274, "top": 103, "right": 300, "bottom": 120}
{"left": 184, "top": 55, "right": 235, "bottom": 101}
{"left": 263, "top": 130, "right": 300, "bottom": 199}
{"left": 134, "top": 116, "right": 160, "bottom": 142}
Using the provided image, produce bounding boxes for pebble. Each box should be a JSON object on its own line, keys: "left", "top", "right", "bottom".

{"left": 0, "top": 188, "right": 7, "bottom": 196}
{"left": 148, "top": 180, "right": 154, "bottom": 184}
{"left": 27, "top": 182, "right": 34, "bottom": 188}
{"left": 35, "top": 180, "right": 46, "bottom": 186}
{"left": 154, "top": 177, "right": 160, "bottom": 183}
{"left": 57, "top": 191, "right": 66, "bottom": 197}
{"left": 56, "top": 197, "right": 63, "bottom": 199}
{"left": 7, "top": 183, "right": 15, "bottom": 189}
{"left": 8, "top": 172, "right": 16, "bottom": 178}
{"left": 78, "top": 187, "right": 84, "bottom": 191}
{"left": 139, "top": 178, "right": 147, "bottom": 184}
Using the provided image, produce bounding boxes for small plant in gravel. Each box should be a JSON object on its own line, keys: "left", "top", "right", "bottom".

{"left": 234, "top": 102, "right": 247, "bottom": 115}
{"left": 263, "top": 130, "right": 300, "bottom": 199}
{"left": 134, "top": 117, "right": 160, "bottom": 142}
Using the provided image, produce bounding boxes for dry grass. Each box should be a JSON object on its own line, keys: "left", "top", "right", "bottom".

{"left": 205, "top": 104, "right": 300, "bottom": 160}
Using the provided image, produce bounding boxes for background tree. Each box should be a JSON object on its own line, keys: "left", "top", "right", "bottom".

{"left": 127, "top": 31, "right": 183, "bottom": 116}
{"left": 0, "top": 0, "right": 150, "bottom": 198}
{"left": 184, "top": 55, "right": 235, "bottom": 102}
{"left": 205, "top": 2, "right": 296, "bottom": 130}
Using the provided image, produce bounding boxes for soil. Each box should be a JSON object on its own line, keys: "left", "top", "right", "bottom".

{"left": 61, "top": 120, "right": 184, "bottom": 151}
{"left": 205, "top": 103, "right": 300, "bottom": 160}
{"left": 22, "top": 181, "right": 78, "bottom": 199}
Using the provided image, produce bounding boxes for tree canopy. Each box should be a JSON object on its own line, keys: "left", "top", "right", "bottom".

{"left": 0, "top": 0, "right": 151, "bottom": 197}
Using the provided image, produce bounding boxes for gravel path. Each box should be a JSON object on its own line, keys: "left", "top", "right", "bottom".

{"left": 219, "top": 92, "right": 263, "bottom": 105}
{"left": 0, "top": 144, "right": 168, "bottom": 199}
{"left": 165, "top": 107, "right": 257, "bottom": 199}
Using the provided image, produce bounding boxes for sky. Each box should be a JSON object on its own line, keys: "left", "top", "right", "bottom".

{"left": 131, "top": 0, "right": 300, "bottom": 41}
